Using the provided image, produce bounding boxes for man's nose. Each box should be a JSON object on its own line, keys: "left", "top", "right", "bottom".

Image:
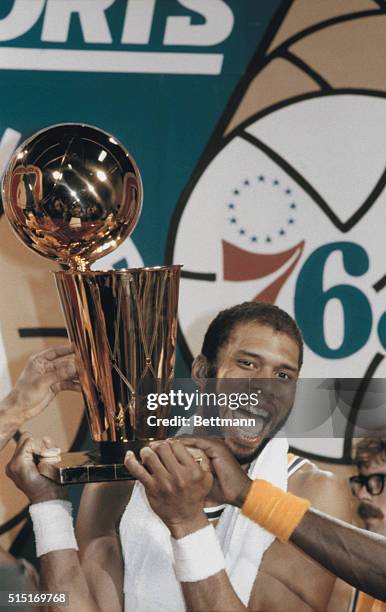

{"left": 249, "top": 367, "right": 274, "bottom": 382}
{"left": 356, "top": 483, "right": 372, "bottom": 501}
{"left": 249, "top": 377, "right": 277, "bottom": 402}
{"left": 249, "top": 376, "right": 272, "bottom": 391}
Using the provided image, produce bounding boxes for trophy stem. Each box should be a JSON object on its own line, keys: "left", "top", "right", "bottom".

{"left": 42, "top": 265, "right": 181, "bottom": 484}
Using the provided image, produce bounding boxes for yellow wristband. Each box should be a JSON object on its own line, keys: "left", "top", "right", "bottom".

{"left": 241, "top": 479, "right": 311, "bottom": 543}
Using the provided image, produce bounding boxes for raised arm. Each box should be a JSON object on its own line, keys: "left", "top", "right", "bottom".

{"left": 76, "top": 480, "right": 132, "bottom": 612}
{"left": 182, "top": 437, "right": 386, "bottom": 602}
{"left": 125, "top": 440, "right": 249, "bottom": 612}
{"left": 6, "top": 433, "right": 128, "bottom": 612}
{"left": 0, "top": 344, "right": 79, "bottom": 452}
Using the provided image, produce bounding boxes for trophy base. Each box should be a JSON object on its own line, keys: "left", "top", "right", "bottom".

{"left": 38, "top": 442, "right": 209, "bottom": 484}
{"left": 38, "top": 441, "right": 150, "bottom": 485}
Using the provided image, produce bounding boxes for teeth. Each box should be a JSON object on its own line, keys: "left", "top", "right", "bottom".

{"left": 242, "top": 406, "right": 269, "bottom": 419}
{"left": 254, "top": 408, "right": 269, "bottom": 418}
{"left": 237, "top": 415, "right": 265, "bottom": 436}
{"left": 239, "top": 432, "right": 261, "bottom": 440}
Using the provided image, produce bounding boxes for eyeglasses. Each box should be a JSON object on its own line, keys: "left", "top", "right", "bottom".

{"left": 349, "top": 473, "right": 386, "bottom": 497}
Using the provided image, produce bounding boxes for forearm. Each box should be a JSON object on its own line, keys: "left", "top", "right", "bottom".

{"left": 40, "top": 550, "right": 101, "bottom": 612}
{"left": 291, "top": 509, "right": 386, "bottom": 601}
{"left": 241, "top": 480, "right": 385, "bottom": 600}
{"left": 29, "top": 499, "right": 105, "bottom": 612}
{"left": 0, "top": 391, "right": 24, "bottom": 451}
{"left": 170, "top": 516, "right": 248, "bottom": 612}
{"left": 180, "top": 570, "right": 247, "bottom": 612}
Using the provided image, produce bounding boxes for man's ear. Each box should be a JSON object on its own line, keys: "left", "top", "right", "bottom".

{"left": 192, "top": 354, "right": 211, "bottom": 388}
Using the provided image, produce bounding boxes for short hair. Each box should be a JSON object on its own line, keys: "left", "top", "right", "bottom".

{"left": 353, "top": 438, "right": 386, "bottom": 468}
{"left": 201, "top": 301, "right": 303, "bottom": 372}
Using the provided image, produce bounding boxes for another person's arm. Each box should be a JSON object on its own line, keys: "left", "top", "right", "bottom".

{"left": 75, "top": 480, "right": 132, "bottom": 612}
{"left": 0, "top": 344, "right": 79, "bottom": 452}
{"left": 291, "top": 509, "right": 385, "bottom": 602}
{"left": 0, "top": 344, "right": 79, "bottom": 583}
{"left": 182, "top": 437, "right": 386, "bottom": 602}
{"left": 6, "top": 433, "right": 126, "bottom": 612}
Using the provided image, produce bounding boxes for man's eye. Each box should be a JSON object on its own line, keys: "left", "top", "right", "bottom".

{"left": 277, "top": 372, "right": 291, "bottom": 380}
{"left": 238, "top": 359, "right": 254, "bottom": 368}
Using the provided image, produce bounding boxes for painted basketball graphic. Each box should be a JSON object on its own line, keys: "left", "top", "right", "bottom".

{"left": 169, "top": 0, "right": 386, "bottom": 462}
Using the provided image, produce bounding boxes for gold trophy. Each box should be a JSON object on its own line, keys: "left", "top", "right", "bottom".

{"left": 2, "top": 123, "right": 181, "bottom": 484}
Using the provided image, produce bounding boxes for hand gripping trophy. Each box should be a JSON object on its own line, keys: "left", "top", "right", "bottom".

{"left": 2, "top": 123, "right": 181, "bottom": 483}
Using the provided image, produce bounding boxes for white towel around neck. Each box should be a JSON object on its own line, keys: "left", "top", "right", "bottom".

{"left": 119, "top": 436, "right": 289, "bottom": 611}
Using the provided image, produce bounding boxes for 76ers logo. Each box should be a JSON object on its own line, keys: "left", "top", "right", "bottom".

{"left": 168, "top": 1, "right": 386, "bottom": 462}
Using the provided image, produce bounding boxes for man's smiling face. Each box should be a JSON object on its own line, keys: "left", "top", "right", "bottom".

{"left": 356, "top": 459, "right": 386, "bottom": 536}
{"left": 214, "top": 321, "right": 300, "bottom": 463}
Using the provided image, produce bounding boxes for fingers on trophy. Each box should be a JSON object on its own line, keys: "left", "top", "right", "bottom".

{"left": 2, "top": 123, "right": 182, "bottom": 484}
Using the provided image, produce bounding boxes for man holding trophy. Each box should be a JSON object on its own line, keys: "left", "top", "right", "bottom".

{"left": 2, "top": 124, "right": 384, "bottom": 611}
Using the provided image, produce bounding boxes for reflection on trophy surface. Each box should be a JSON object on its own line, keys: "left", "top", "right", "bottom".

{"left": 2, "top": 123, "right": 181, "bottom": 483}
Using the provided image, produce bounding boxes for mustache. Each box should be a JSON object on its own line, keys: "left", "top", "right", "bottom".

{"left": 357, "top": 501, "right": 384, "bottom": 520}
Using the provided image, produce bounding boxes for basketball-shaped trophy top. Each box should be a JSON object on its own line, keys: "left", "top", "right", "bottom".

{"left": 1, "top": 123, "right": 142, "bottom": 270}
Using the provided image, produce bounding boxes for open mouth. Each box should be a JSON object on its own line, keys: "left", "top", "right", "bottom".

{"left": 230, "top": 406, "right": 272, "bottom": 446}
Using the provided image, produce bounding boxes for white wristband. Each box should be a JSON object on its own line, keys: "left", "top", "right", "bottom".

{"left": 29, "top": 499, "right": 79, "bottom": 557}
{"left": 171, "top": 524, "right": 225, "bottom": 582}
